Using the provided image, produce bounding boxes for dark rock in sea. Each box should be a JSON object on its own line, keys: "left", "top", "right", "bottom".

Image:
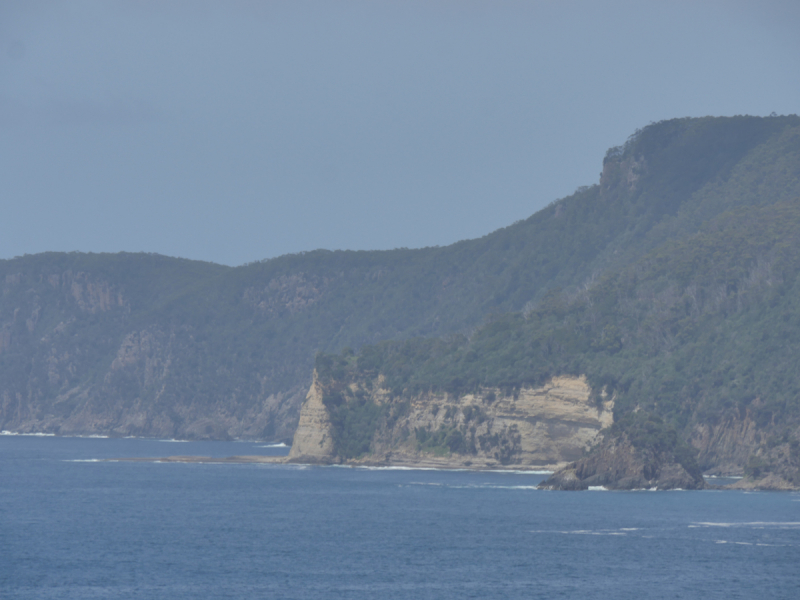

{"left": 538, "top": 431, "right": 706, "bottom": 491}
{"left": 725, "top": 442, "right": 800, "bottom": 490}
{"left": 539, "top": 467, "right": 587, "bottom": 490}
{"left": 727, "top": 473, "right": 798, "bottom": 491}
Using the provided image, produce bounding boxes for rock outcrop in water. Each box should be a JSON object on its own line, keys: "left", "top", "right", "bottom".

{"left": 539, "top": 424, "right": 706, "bottom": 490}
{"left": 288, "top": 372, "right": 335, "bottom": 460}
{"left": 288, "top": 371, "right": 613, "bottom": 470}
{"left": 725, "top": 438, "right": 800, "bottom": 490}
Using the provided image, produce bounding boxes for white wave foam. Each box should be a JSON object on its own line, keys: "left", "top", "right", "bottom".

{"left": 157, "top": 439, "right": 189, "bottom": 443}
{"left": 530, "top": 528, "right": 628, "bottom": 537}
{"left": 1, "top": 431, "right": 111, "bottom": 438}
{"left": 710, "top": 539, "right": 790, "bottom": 547}
{"left": 493, "top": 469, "right": 553, "bottom": 475}
{"left": 307, "top": 462, "right": 552, "bottom": 474}
{"left": 443, "top": 484, "right": 541, "bottom": 490}
{"left": 355, "top": 465, "right": 551, "bottom": 474}
{"left": 755, "top": 542, "right": 785, "bottom": 547}
{"left": 63, "top": 459, "right": 102, "bottom": 462}
{"left": 256, "top": 443, "right": 288, "bottom": 448}
{"left": 560, "top": 530, "right": 626, "bottom": 536}
{"left": 692, "top": 522, "right": 800, "bottom": 528}
{"left": 356, "top": 465, "right": 470, "bottom": 472}
{"left": 359, "top": 466, "right": 422, "bottom": 471}
{"left": 486, "top": 485, "right": 539, "bottom": 490}
{"left": 588, "top": 486, "right": 608, "bottom": 491}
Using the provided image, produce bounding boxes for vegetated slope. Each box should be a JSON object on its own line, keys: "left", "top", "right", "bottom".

{"left": 319, "top": 199, "right": 800, "bottom": 478}
{"left": 289, "top": 364, "right": 612, "bottom": 470}
{"left": 2, "top": 115, "right": 799, "bottom": 442}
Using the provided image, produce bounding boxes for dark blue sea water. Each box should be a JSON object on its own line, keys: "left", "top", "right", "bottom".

{"left": 2, "top": 435, "right": 799, "bottom": 599}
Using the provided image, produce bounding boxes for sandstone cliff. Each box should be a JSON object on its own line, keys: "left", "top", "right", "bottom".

{"left": 5, "top": 117, "right": 800, "bottom": 460}
{"left": 287, "top": 373, "right": 334, "bottom": 461}
{"left": 288, "top": 372, "right": 613, "bottom": 470}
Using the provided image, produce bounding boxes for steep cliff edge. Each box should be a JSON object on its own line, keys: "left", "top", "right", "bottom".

{"left": 4, "top": 117, "right": 800, "bottom": 445}
{"left": 0, "top": 257, "right": 305, "bottom": 441}
{"left": 287, "top": 373, "right": 334, "bottom": 461}
{"left": 689, "top": 414, "right": 762, "bottom": 475}
{"left": 288, "top": 371, "right": 613, "bottom": 470}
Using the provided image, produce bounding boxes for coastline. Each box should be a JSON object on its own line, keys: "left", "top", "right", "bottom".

{"left": 113, "top": 455, "right": 288, "bottom": 464}
{"left": 112, "top": 453, "right": 554, "bottom": 473}
{"left": 8, "top": 431, "right": 797, "bottom": 488}
{"left": 109, "top": 454, "right": 800, "bottom": 489}
{"left": 1, "top": 430, "right": 288, "bottom": 445}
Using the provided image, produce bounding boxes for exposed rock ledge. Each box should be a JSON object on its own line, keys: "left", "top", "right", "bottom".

{"left": 538, "top": 433, "right": 706, "bottom": 490}
{"left": 111, "top": 455, "right": 799, "bottom": 491}
{"left": 288, "top": 371, "right": 613, "bottom": 471}
{"left": 727, "top": 473, "right": 798, "bottom": 491}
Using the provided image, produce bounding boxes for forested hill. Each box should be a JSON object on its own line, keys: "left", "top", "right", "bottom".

{"left": 2, "top": 115, "right": 799, "bottom": 442}
{"left": 320, "top": 198, "right": 800, "bottom": 468}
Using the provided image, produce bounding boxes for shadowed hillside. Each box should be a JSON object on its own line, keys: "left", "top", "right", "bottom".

{"left": 2, "top": 115, "right": 799, "bottom": 443}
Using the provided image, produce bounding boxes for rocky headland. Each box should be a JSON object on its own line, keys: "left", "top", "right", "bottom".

{"left": 287, "top": 371, "right": 613, "bottom": 471}
{"left": 538, "top": 430, "right": 706, "bottom": 491}
{"left": 4, "top": 117, "right": 800, "bottom": 488}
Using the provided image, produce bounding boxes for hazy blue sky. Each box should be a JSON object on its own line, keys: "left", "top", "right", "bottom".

{"left": 2, "top": 1, "right": 798, "bottom": 266}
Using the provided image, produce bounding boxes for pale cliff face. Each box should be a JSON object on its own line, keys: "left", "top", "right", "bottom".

{"left": 288, "top": 373, "right": 335, "bottom": 461}
{"left": 470, "top": 376, "right": 614, "bottom": 466}
{"left": 289, "top": 373, "right": 614, "bottom": 470}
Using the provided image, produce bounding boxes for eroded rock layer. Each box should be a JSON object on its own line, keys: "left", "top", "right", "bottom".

{"left": 287, "top": 374, "right": 334, "bottom": 461}
{"left": 288, "top": 373, "right": 613, "bottom": 470}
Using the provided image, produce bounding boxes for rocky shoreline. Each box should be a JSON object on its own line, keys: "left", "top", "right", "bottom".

{"left": 113, "top": 453, "right": 555, "bottom": 472}
{"left": 109, "top": 453, "right": 799, "bottom": 491}
{"left": 113, "top": 455, "right": 287, "bottom": 464}
{"left": 8, "top": 426, "right": 796, "bottom": 490}
{"left": 537, "top": 432, "right": 706, "bottom": 491}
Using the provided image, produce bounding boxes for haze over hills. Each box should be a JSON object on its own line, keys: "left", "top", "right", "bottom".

{"left": 2, "top": 116, "right": 799, "bottom": 481}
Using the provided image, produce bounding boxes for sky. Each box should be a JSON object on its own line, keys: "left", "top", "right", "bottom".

{"left": 1, "top": 1, "right": 799, "bottom": 267}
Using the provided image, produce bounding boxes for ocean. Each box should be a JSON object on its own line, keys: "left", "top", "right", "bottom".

{"left": 2, "top": 435, "right": 799, "bottom": 599}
